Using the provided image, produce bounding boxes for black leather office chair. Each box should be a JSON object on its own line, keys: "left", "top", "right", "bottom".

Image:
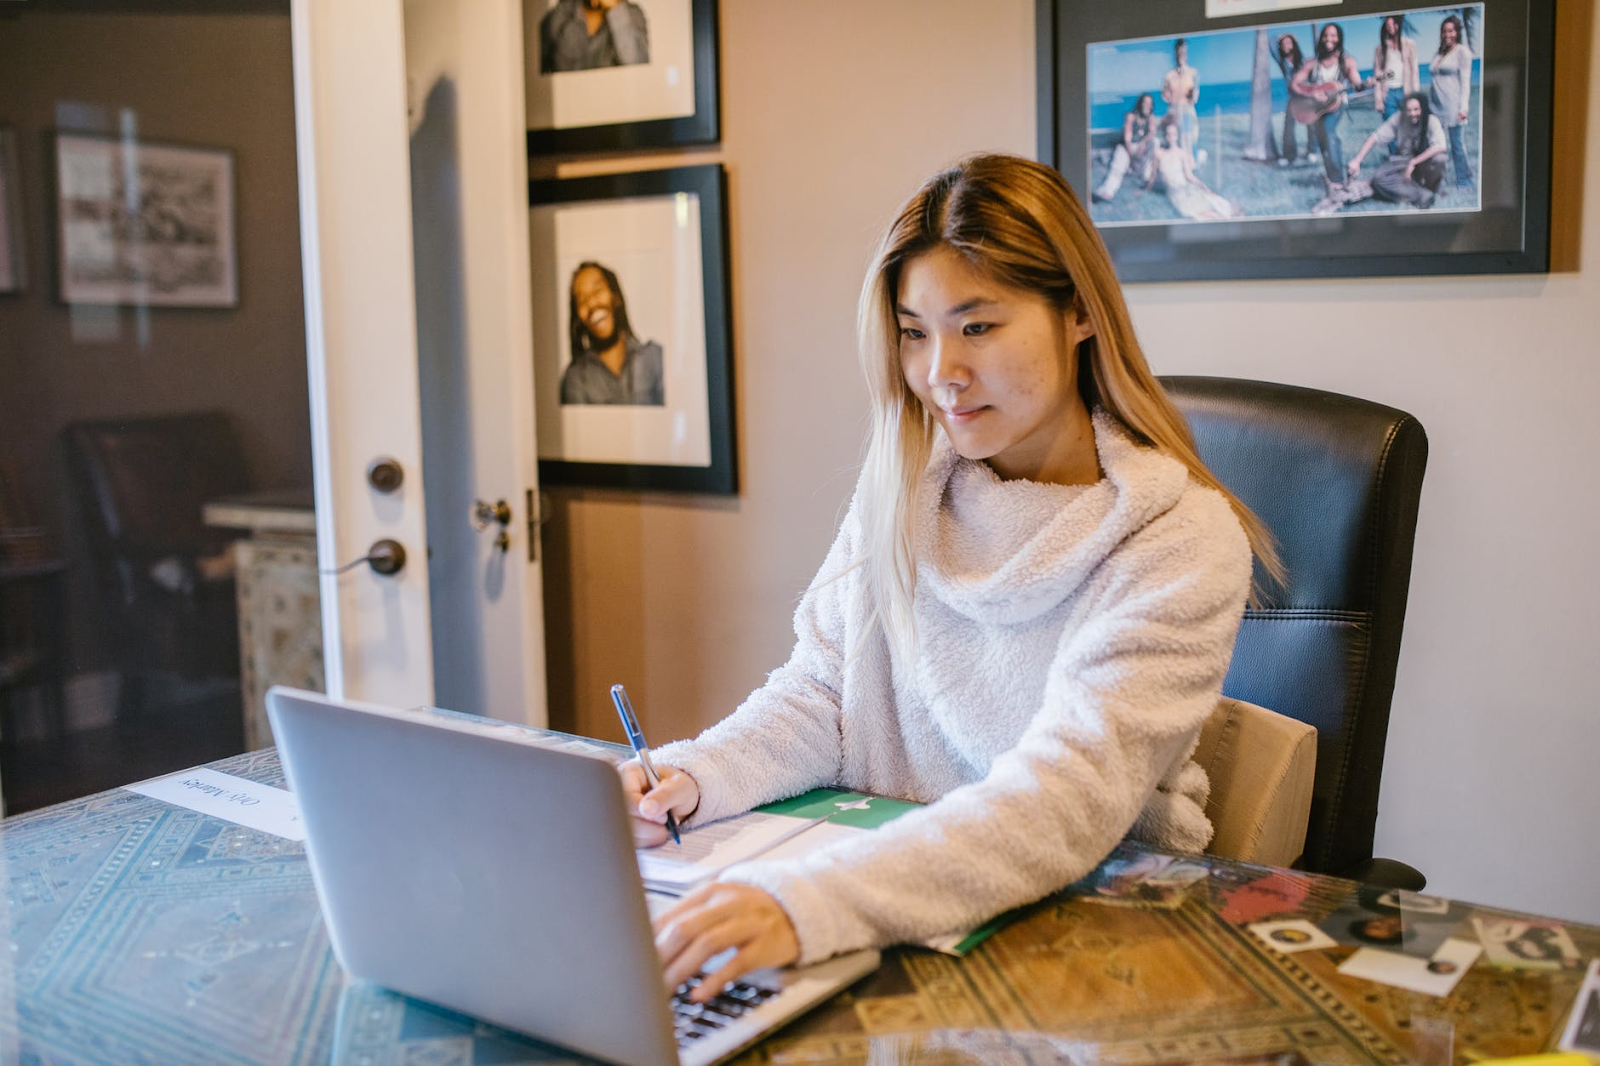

{"left": 61, "top": 413, "right": 247, "bottom": 718}
{"left": 1161, "top": 377, "right": 1428, "bottom": 890}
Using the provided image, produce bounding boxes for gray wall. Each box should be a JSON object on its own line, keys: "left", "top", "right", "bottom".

{"left": 539, "top": 0, "right": 1600, "bottom": 927}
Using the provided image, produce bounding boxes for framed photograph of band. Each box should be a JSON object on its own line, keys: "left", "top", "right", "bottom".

{"left": 52, "top": 131, "right": 238, "bottom": 307}
{"left": 529, "top": 163, "right": 736, "bottom": 494}
{"left": 524, "top": 0, "right": 720, "bottom": 154}
{"left": 0, "top": 127, "right": 25, "bottom": 295}
{"left": 1036, "top": 0, "right": 1554, "bottom": 280}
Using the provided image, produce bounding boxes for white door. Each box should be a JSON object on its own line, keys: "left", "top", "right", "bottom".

{"left": 290, "top": 0, "right": 547, "bottom": 725}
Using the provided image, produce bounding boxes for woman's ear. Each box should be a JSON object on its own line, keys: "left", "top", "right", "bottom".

{"left": 1067, "top": 297, "right": 1096, "bottom": 345}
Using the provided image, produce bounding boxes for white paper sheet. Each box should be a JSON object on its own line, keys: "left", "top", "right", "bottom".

{"left": 1337, "top": 937, "right": 1481, "bottom": 996}
{"left": 636, "top": 811, "right": 822, "bottom": 889}
{"left": 125, "top": 767, "right": 305, "bottom": 842}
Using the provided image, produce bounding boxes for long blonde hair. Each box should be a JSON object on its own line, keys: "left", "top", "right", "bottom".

{"left": 854, "top": 153, "right": 1282, "bottom": 661}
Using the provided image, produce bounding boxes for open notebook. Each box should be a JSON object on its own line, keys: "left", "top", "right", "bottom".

{"left": 638, "top": 786, "right": 1006, "bottom": 957}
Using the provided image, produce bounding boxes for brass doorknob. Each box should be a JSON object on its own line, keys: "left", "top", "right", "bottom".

{"left": 470, "top": 499, "right": 512, "bottom": 532}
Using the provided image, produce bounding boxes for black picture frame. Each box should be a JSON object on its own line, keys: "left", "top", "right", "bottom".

{"left": 529, "top": 163, "right": 736, "bottom": 495}
{"left": 1037, "top": 0, "right": 1554, "bottom": 281}
{"left": 0, "top": 127, "right": 25, "bottom": 295}
{"left": 51, "top": 130, "right": 239, "bottom": 307}
{"left": 526, "top": 0, "right": 720, "bottom": 155}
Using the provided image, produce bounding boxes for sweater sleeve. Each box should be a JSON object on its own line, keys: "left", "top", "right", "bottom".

{"left": 650, "top": 502, "right": 860, "bottom": 826}
{"left": 718, "top": 488, "right": 1251, "bottom": 964}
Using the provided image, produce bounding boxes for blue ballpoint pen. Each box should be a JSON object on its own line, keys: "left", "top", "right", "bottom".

{"left": 610, "top": 683, "right": 681, "bottom": 845}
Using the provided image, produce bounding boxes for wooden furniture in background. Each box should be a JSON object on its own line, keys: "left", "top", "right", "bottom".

{"left": 203, "top": 488, "right": 323, "bottom": 750}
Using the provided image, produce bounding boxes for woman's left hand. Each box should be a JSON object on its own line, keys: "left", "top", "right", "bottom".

{"left": 654, "top": 882, "right": 800, "bottom": 1002}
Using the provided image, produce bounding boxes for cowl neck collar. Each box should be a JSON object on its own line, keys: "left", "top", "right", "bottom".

{"left": 917, "top": 410, "right": 1189, "bottom": 625}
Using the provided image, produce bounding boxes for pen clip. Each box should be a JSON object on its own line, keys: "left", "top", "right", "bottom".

{"left": 610, "top": 684, "right": 644, "bottom": 747}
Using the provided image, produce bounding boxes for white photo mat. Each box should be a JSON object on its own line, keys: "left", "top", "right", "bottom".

{"left": 531, "top": 192, "right": 712, "bottom": 468}
{"left": 524, "top": 0, "right": 696, "bottom": 131}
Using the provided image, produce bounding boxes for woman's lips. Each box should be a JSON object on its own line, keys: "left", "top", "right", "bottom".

{"left": 942, "top": 405, "right": 986, "bottom": 424}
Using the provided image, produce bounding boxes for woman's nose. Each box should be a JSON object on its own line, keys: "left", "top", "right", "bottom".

{"left": 925, "top": 338, "right": 969, "bottom": 391}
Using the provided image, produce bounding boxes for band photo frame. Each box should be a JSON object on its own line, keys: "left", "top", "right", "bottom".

{"left": 1036, "top": 0, "right": 1555, "bottom": 281}
{"left": 524, "top": 0, "right": 720, "bottom": 155}
{"left": 529, "top": 163, "right": 736, "bottom": 495}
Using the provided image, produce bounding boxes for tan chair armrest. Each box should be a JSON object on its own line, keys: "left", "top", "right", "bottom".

{"left": 1194, "top": 697, "right": 1317, "bottom": 868}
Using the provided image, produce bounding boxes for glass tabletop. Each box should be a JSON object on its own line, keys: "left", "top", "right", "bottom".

{"left": 0, "top": 747, "right": 1593, "bottom": 1064}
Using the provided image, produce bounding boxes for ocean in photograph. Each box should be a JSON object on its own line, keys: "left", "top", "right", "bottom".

{"left": 1088, "top": 60, "right": 1481, "bottom": 131}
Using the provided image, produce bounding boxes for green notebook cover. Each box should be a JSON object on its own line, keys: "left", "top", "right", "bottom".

{"left": 753, "top": 787, "right": 1010, "bottom": 955}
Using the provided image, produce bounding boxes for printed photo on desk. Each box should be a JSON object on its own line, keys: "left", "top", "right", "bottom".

{"left": 523, "top": 0, "right": 719, "bottom": 153}
{"left": 1036, "top": 0, "right": 1554, "bottom": 279}
{"left": 529, "top": 164, "right": 736, "bottom": 494}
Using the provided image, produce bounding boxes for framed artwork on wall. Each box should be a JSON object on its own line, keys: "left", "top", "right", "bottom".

{"left": 529, "top": 163, "right": 736, "bottom": 495}
{"left": 1036, "top": 0, "right": 1554, "bottom": 281}
{"left": 53, "top": 131, "right": 238, "bottom": 307}
{"left": 0, "top": 127, "right": 25, "bottom": 295}
{"left": 524, "top": 0, "right": 720, "bottom": 154}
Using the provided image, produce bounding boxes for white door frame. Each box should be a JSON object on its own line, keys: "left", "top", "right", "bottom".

{"left": 405, "top": 0, "right": 549, "bottom": 727}
{"left": 289, "top": 0, "right": 546, "bottom": 723}
{"left": 290, "top": 0, "right": 435, "bottom": 706}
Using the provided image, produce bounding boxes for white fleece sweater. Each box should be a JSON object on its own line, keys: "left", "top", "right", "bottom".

{"left": 653, "top": 412, "right": 1252, "bottom": 964}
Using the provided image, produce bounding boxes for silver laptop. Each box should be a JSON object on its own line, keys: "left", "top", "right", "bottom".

{"left": 266, "top": 686, "right": 878, "bottom": 1066}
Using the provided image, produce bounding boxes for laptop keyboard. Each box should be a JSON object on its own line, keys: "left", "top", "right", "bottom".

{"left": 671, "top": 976, "right": 780, "bottom": 1047}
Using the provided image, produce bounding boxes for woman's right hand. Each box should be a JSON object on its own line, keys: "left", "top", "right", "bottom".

{"left": 618, "top": 760, "right": 700, "bottom": 847}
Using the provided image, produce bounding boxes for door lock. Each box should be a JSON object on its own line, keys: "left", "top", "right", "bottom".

{"left": 367, "top": 457, "right": 405, "bottom": 494}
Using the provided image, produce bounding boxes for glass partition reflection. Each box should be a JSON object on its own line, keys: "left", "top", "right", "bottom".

{"left": 0, "top": 0, "right": 313, "bottom": 813}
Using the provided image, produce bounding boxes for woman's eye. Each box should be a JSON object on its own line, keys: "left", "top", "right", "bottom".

{"left": 963, "top": 322, "right": 992, "bottom": 337}
{"left": 899, "top": 326, "right": 925, "bottom": 341}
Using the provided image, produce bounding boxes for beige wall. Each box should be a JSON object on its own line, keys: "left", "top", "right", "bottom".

{"left": 540, "top": 0, "right": 1600, "bottom": 926}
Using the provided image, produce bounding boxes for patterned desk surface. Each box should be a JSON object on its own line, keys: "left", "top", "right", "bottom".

{"left": 1, "top": 748, "right": 1593, "bottom": 1065}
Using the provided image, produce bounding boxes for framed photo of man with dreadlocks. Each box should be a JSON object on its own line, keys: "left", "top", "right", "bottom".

{"left": 529, "top": 164, "right": 735, "bottom": 493}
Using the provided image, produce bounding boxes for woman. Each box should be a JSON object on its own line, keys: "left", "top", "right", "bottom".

{"left": 1290, "top": 22, "right": 1369, "bottom": 186}
{"left": 1149, "top": 119, "right": 1243, "bottom": 220}
{"left": 1092, "top": 93, "right": 1158, "bottom": 203}
{"left": 1161, "top": 38, "right": 1201, "bottom": 157}
{"left": 623, "top": 154, "right": 1277, "bottom": 1001}
{"left": 1274, "top": 34, "right": 1308, "bottom": 165}
{"left": 1372, "top": 15, "right": 1420, "bottom": 117}
{"left": 1429, "top": 14, "right": 1474, "bottom": 190}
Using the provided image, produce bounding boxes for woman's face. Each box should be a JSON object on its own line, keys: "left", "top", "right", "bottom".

{"left": 896, "top": 245, "right": 1094, "bottom": 483}
{"left": 1442, "top": 20, "right": 1459, "bottom": 47}
{"left": 1383, "top": 17, "right": 1399, "bottom": 38}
